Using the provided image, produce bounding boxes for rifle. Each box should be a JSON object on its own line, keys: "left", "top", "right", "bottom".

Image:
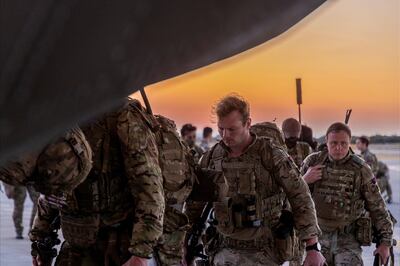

{"left": 345, "top": 109, "right": 352, "bottom": 125}
{"left": 31, "top": 216, "right": 61, "bottom": 266}
{"left": 185, "top": 202, "right": 213, "bottom": 265}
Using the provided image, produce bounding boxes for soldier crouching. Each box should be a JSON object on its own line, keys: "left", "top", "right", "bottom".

{"left": 29, "top": 99, "right": 165, "bottom": 266}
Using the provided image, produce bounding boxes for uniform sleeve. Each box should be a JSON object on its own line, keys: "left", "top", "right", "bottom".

{"left": 300, "top": 153, "right": 317, "bottom": 176}
{"left": 117, "top": 109, "right": 165, "bottom": 258}
{"left": 360, "top": 165, "right": 393, "bottom": 246}
{"left": 29, "top": 195, "right": 59, "bottom": 241}
{"left": 304, "top": 143, "right": 312, "bottom": 158}
{"left": 364, "top": 152, "right": 379, "bottom": 176}
{"left": 268, "top": 146, "right": 321, "bottom": 241}
{"left": 0, "top": 154, "right": 38, "bottom": 186}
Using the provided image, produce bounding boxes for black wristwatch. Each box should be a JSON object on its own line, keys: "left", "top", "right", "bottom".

{"left": 306, "top": 242, "right": 321, "bottom": 252}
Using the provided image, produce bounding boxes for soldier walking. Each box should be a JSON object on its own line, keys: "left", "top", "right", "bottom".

{"left": 302, "top": 122, "right": 393, "bottom": 265}
{"left": 356, "top": 136, "right": 379, "bottom": 176}
{"left": 189, "top": 94, "right": 325, "bottom": 266}
{"left": 281, "top": 118, "right": 312, "bottom": 168}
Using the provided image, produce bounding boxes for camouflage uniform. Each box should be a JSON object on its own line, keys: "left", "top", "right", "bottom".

{"left": 287, "top": 141, "right": 312, "bottom": 168}
{"left": 11, "top": 185, "right": 39, "bottom": 238}
{"left": 360, "top": 149, "right": 378, "bottom": 177}
{"left": 376, "top": 161, "right": 393, "bottom": 203}
{"left": 153, "top": 114, "right": 196, "bottom": 266}
{"left": 301, "top": 151, "right": 393, "bottom": 266}
{"left": 30, "top": 100, "right": 165, "bottom": 265}
{"left": 197, "top": 134, "right": 320, "bottom": 266}
{"left": 191, "top": 144, "right": 204, "bottom": 163}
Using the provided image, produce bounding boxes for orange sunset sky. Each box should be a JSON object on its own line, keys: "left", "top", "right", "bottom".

{"left": 133, "top": 0, "right": 399, "bottom": 137}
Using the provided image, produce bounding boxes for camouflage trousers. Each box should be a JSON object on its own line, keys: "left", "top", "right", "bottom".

{"left": 12, "top": 185, "right": 39, "bottom": 236}
{"left": 55, "top": 223, "right": 133, "bottom": 266}
{"left": 211, "top": 248, "right": 280, "bottom": 266}
{"left": 320, "top": 229, "right": 363, "bottom": 266}
{"left": 55, "top": 241, "right": 158, "bottom": 266}
{"left": 55, "top": 238, "right": 131, "bottom": 266}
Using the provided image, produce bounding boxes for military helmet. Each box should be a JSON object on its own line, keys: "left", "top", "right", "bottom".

{"left": 282, "top": 118, "right": 301, "bottom": 138}
{"left": 0, "top": 127, "right": 92, "bottom": 195}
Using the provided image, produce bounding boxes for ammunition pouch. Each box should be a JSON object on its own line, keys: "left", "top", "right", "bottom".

{"left": 213, "top": 198, "right": 235, "bottom": 235}
{"left": 355, "top": 216, "right": 372, "bottom": 246}
{"left": 164, "top": 205, "right": 190, "bottom": 232}
{"left": 231, "top": 196, "right": 262, "bottom": 228}
{"left": 222, "top": 236, "right": 269, "bottom": 250}
{"left": 60, "top": 215, "right": 100, "bottom": 249}
{"left": 273, "top": 210, "right": 297, "bottom": 263}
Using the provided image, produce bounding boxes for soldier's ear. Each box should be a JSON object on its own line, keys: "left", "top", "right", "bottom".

{"left": 245, "top": 117, "right": 251, "bottom": 129}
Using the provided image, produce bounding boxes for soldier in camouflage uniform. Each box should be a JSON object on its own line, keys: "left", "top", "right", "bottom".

{"left": 356, "top": 136, "right": 379, "bottom": 177}
{"left": 30, "top": 99, "right": 165, "bottom": 266}
{"left": 302, "top": 122, "right": 393, "bottom": 265}
{"left": 191, "top": 95, "right": 325, "bottom": 266}
{"left": 376, "top": 161, "right": 393, "bottom": 204}
{"left": 6, "top": 184, "right": 39, "bottom": 239}
{"left": 282, "top": 118, "right": 312, "bottom": 168}
{"left": 181, "top": 123, "right": 204, "bottom": 163}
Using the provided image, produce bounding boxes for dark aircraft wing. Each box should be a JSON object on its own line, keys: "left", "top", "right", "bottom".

{"left": 0, "top": 0, "right": 326, "bottom": 163}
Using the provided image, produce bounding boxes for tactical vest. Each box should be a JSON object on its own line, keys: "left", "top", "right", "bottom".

{"left": 155, "top": 115, "right": 195, "bottom": 208}
{"left": 208, "top": 137, "right": 285, "bottom": 239}
{"left": 60, "top": 102, "right": 152, "bottom": 248}
{"left": 311, "top": 151, "right": 365, "bottom": 231}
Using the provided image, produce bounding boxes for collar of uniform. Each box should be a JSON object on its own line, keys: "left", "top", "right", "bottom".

{"left": 218, "top": 132, "right": 258, "bottom": 156}
{"left": 360, "top": 149, "right": 369, "bottom": 155}
{"left": 328, "top": 151, "right": 351, "bottom": 165}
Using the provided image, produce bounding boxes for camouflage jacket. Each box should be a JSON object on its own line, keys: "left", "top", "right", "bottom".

{"left": 198, "top": 134, "right": 320, "bottom": 241}
{"left": 30, "top": 101, "right": 164, "bottom": 258}
{"left": 361, "top": 149, "right": 378, "bottom": 176}
{"left": 287, "top": 141, "right": 312, "bottom": 168}
{"left": 301, "top": 151, "right": 393, "bottom": 246}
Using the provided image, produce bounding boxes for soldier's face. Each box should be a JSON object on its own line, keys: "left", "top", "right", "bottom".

{"left": 183, "top": 131, "right": 196, "bottom": 147}
{"left": 355, "top": 139, "right": 367, "bottom": 152}
{"left": 326, "top": 131, "right": 350, "bottom": 160}
{"left": 217, "top": 111, "right": 251, "bottom": 149}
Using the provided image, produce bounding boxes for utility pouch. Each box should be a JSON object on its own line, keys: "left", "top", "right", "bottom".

{"left": 214, "top": 198, "right": 235, "bottom": 235}
{"left": 61, "top": 215, "right": 100, "bottom": 248}
{"left": 355, "top": 216, "right": 372, "bottom": 246}
{"left": 273, "top": 210, "right": 297, "bottom": 263}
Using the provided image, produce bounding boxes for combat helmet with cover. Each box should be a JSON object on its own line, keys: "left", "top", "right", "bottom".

{"left": 0, "top": 127, "right": 92, "bottom": 196}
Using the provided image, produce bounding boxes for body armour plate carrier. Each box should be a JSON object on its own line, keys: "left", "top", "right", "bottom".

{"left": 312, "top": 152, "right": 365, "bottom": 230}
{"left": 208, "top": 138, "right": 285, "bottom": 239}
